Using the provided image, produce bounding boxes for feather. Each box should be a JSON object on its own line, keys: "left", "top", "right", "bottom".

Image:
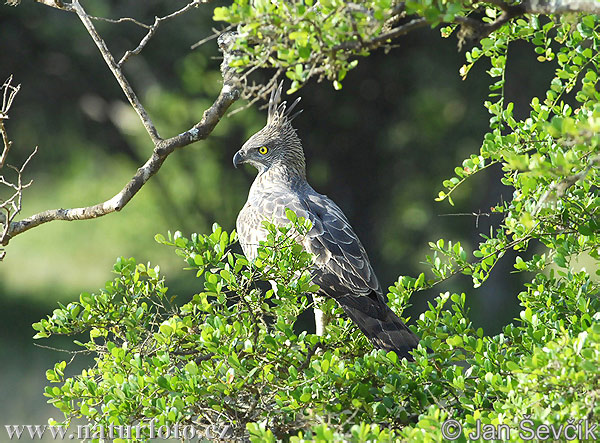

{"left": 267, "top": 82, "right": 303, "bottom": 126}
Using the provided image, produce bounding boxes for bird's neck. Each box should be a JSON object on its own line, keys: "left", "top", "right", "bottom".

{"left": 251, "top": 163, "right": 306, "bottom": 193}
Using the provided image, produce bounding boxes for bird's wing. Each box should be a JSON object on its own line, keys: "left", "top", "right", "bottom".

{"left": 239, "top": 185, "right": 386, "bottom": 307}
{"left": 303, "top": 192, "right": 390, "bottom": 316}
{"left": 258, "top": 188, "right": 388, "bottom": 318}
{"left": 298, "top": 192, "right": 420, "bottom": 355}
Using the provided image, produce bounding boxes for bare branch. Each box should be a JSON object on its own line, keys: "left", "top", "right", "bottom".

{"left": 118, "top": 17, "right": 160, "bottom": 66}
{"left": 71, "top": 0, "right": 160, "bottom": 143}
{"left": 117, "top": 17, "right": 160, "bottom": 67}
{"left": 0, "top": 75, "right": 20, "bottom": 118}
{"left": 0, "top": 76, "right": 38, "bottom": 258}
{"left": 0, "top": 76, "right": 20, "bottom": 170}
{"left": 191, "top": 25, "right": 234, "bottom": 50}
{"left": 119, "top": 0, "right": 207, "bottom": 66}
{"left": 2, "top": 1, "right": 241, "bottom": 252}
{"left": 90, "top": 15, "right": 152, "bottom": 30}
{"left": 3, "top": 32, "right": 242, "bottom": 246}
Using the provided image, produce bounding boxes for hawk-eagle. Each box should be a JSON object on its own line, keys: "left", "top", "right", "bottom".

{"left": 233, "top": 85, "right": 419, "bottom": 359}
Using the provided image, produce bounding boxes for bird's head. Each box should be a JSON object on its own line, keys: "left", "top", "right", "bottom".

{"left": 233, "top": 84, "right": 305, "bottom": 176}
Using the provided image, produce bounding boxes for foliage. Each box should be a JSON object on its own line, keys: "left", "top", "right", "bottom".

{"left": 213, "top": 0, "right": 502, "bottom": 92}
{"left": 33, "top": 216, "right": 600, "bottom": 441}
{"left": 34, "top": 216, "right": 418, "bottom": 441}
{"left": 32, "top": 1, "right": 600, "bottom": 442}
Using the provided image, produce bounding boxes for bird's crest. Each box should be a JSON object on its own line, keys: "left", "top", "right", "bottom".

{"left": 267, "top": 82, "right": 302, "bottom": 127}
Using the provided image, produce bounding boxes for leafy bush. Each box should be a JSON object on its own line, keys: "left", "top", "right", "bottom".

{"left": 33, "top": 211, "right": 600, "bottom": 442}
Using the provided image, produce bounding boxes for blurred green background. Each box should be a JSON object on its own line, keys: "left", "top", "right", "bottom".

{"left": 1, "top": 0, "right": 550, "bottom": 433}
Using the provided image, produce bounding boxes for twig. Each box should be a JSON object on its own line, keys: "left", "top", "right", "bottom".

{"left": 228, "top": 69, "right": 284, "bottom": 116}
{"left": 0, "top": 76, "right": 20, "bottom": 169}
{"left": 0, "top": 121, "right": 11, "bottom": 170}
{"left": 0, "top": 75, "right": 20, "bottom": 119}
{"left": 118, "top": 0, "right": 207, "bottom": 66}
{"left": 0, "top": 77, "right": 38, "bottom": 259}
{"left": 118, "top": 17, "right": 160, "bottom": 66}
{"left": 296, "top": 341, "right": 322, "bottom": 371}
{"left": 71, "top": 0, "right": 160, "bottom": 143}
{"left": 90, "top": 15, "right": 151, "bottom": 30}
{"left": 438, "top": 210, "right": 497, "bottom": 229}
{"left": 191, "top": 26, "right": 231, "bottom": 50}
{"left": 332, "top": 17, "right": 428, "bottom": 52}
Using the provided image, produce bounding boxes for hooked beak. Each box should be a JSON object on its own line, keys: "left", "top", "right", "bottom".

{"left": 233, "top": 150, "right": 244, "bottom": 168}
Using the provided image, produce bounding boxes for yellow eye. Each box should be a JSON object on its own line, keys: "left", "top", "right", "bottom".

{"left": 258, "top": 146, "right": 268, "bottom": 155}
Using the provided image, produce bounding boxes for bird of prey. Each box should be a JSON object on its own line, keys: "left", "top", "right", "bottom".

{"left": 233, "top": 85, "right": 419, "bottom": 359}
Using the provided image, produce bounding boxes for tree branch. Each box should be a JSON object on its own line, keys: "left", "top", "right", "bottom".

{"left": 456, "top": 0, "right": 600, "bottom": 48}
{"left": 118, "top": 0, "right": 208, "bottom": 67}
{"left": 332, "top": 17, "right": 428, "bottom": 52}
{"left": 0, "top": 76, "right": 38, "bottom": 259}
{"left": 71, "top": 0, "right": 160, "bottom": 143}
{"left": 329, "top": 0, "right": 600, "bottom": 56}
{"left": 2, "top": 27, "right": 241, "bottom": 246}
{"left": 534, "top": 155, "right": 600, "bottom": 215}
{"left": 89, "top": 15, "right": 152, "bottom": 30}
{"left": 455, "top": 4, "right": 525, "bottom": 49}
{"left": 524, "top": 0, "right": 600, "bottom": 15}
{"left": 0, "top": 0, "right": 243, "bottom": 248}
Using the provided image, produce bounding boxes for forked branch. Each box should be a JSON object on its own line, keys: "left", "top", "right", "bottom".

{"left": 118, "top": 0, "right": 208, "bottom": 67}
{"left": 1, "top": 0, "right": 242, "bottom": 250}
